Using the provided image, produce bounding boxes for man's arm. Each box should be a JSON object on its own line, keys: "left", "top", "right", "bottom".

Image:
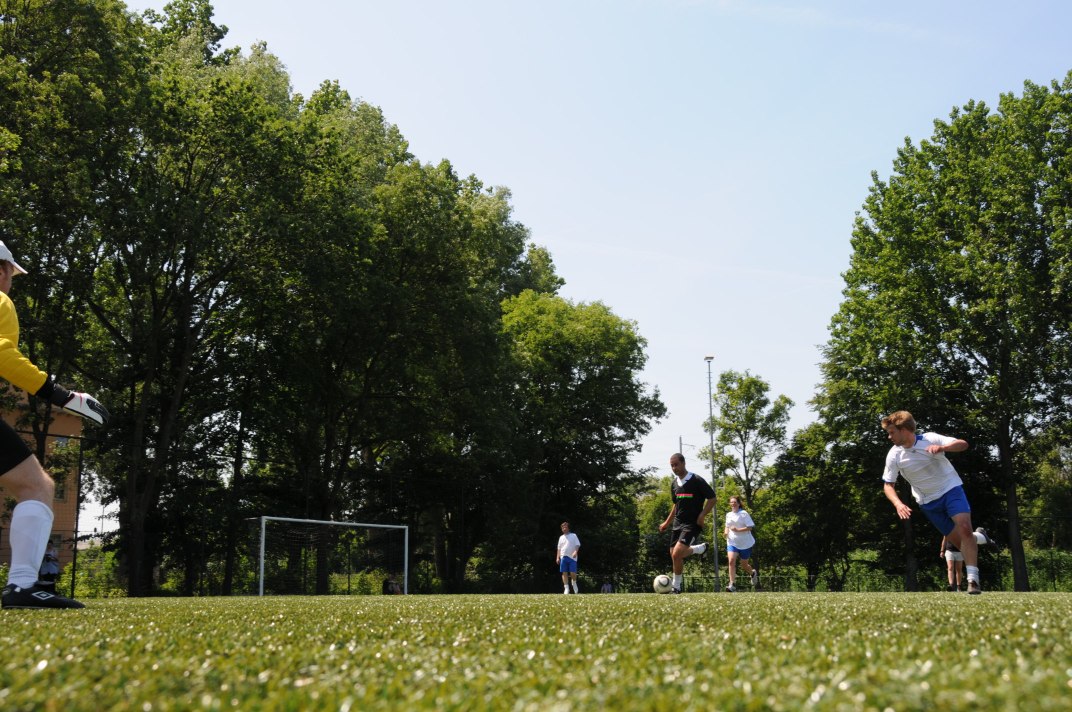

{"left": 659, "top": 504, "right": 677, "bottom": 533}
{"left": 696, "top": 497, "right": 716, "bottom": 529}
{"left": 926, "top": 438, "right": 968, "bottom": 455}
{"left": 884, "top": 482, "right": 913, "bottom": 520}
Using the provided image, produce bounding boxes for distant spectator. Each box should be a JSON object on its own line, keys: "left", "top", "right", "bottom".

{"left": 600, "top": 581, "right": 614, "bottom": 594}
{"left": 39, "top": 542, "right": 61, "bottom": 594}
{"left": 382, "top": 575, "right": 402, "bottom": 595}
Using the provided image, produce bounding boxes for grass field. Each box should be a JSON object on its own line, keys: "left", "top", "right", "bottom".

{"left": 2, "top": 592, "right": 1071, "bottom": 711}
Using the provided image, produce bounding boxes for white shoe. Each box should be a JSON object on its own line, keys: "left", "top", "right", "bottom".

{"left": 750, "top": 569, "right": 759, "bottom": 587}
{"left": 571, "top": 584, "right": 579, "bottom": 594}
{"left": 563, "top": 586, "right": 570, "bottom": 594}
{"left": 726, "top": 584, "right": 737, "bottom": 592}
{"left": 692, "top": 542, "right": 708, "bottom": 556}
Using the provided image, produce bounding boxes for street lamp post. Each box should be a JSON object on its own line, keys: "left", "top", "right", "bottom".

{"left": 705, "top": 355, "right": 721, "bottom": 592}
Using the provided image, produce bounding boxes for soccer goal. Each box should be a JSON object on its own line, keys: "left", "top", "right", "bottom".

{"left": 253, "top": 516, "right": 409, "bottom": 596}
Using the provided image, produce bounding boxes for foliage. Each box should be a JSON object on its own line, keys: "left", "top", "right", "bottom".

{"left": 761, "top": 423, "right": 863, "bottom": 590}
{"left": 1, "top": 594, "right": 1071, "bottom": 709}
{"left": 1, "top": 1, "right": 667, "bottom": 596}
{"left": 705, "top": 369, "right": 792, "bottom": 508}
{"left": 63, "top": 543, "right": 126, "bottom": 598}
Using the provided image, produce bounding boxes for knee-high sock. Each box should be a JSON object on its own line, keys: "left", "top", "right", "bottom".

{"left": 6, "top": 500, "right": 54, "bottom": 588}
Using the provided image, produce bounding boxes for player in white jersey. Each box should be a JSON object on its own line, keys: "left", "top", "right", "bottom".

{"left": 881, "top": 410, "right": 982, "bottom": 594}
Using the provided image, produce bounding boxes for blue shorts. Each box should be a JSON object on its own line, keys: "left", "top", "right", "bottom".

{"left": 920, "top": 486, "right": 971, "bottom": 536}
{"left": 559, "top": 556, "right": 577, "bottom": 574}
{"left": 727, "top": 545, "right": 752, "bottom": 560}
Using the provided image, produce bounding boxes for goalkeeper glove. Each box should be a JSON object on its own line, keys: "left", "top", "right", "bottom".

{"left": 35, "top": 376, "right": 110, "bottom": 426}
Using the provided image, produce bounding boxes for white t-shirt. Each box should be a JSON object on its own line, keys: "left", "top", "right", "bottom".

{"left": 724, "top": 509, "right": 756, "bottom": 549}
{"left": 882, "top": 432, "right": 962, "bottom": 504}
{"left": 557, "top": 532, "right": 581, "bottom": 560}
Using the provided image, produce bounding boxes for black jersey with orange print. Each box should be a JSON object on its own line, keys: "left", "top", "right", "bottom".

{"left": 671, "top": 473, "right": 715, "bottom": 528}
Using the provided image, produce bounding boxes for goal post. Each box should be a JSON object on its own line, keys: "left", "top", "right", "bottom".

{"left": 255, "top": 516, "right": 409, "bottom": 596}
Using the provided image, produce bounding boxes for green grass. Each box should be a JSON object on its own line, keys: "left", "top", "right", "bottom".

{"left": 2, "top": 593, "right": 1071, "bottom": 710}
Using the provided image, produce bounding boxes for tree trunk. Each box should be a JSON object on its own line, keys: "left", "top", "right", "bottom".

{"left": 996, "top": 421, "right": 1031, "bottom": 591}
{"left": 902, "top": 518, "right": 918, "bottom": 591}
{"left": 1004, "top": 480, "right": 1030, "bottom": 591}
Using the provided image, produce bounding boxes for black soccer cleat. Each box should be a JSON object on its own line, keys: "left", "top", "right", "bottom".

{"left": 2, "top": 583, "right": 85, "bottom": 609}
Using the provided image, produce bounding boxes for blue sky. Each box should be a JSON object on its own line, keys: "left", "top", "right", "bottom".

{"left": 133, "top": 0, "right": 1072, "bottom": 478}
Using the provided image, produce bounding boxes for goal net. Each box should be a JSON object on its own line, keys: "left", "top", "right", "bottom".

{"left": 251, "top": 516, "right": 409, "bottom": 596}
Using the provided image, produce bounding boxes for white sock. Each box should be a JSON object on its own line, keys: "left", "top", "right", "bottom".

{"left": 7, "top": 500, "right": 54, "bottom": 588}
{"left": 672, "top": 573, "right": 683, "bottom": 588}
{"left": 691, "top": 542, "right": 706, "bottom": 555}
{"left": 966, "top": 565, "right": 980, "bottom": 583}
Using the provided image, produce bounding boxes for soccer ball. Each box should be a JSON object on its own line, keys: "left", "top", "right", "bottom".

{"left": 653, "top": 574, "right": 673, "bottom": 594}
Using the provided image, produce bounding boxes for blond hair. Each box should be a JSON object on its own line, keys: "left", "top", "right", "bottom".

{"left": 881, "top": 410, "right": 916, "bottom": 432}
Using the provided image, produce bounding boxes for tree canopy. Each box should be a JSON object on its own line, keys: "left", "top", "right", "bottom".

{"left": 1, "top": 0, "right": 664, "bottom": 594}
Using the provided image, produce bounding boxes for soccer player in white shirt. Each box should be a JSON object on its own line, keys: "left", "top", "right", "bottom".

{"left": 881, "top": 410, "right": 982, "bottom": 594}
{"left": 556, "top": 521, "right": 581, "bottom": 594}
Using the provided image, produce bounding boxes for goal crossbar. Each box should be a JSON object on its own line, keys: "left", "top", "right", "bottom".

{"left": 257, "top": 516, "right": 409, "bottom": 596}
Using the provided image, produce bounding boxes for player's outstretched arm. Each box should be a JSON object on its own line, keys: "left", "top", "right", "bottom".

{"left": 35, "top": 376, "right": 110, "bottom": 425}
{"left": 883, "top": 482, "right": 912, "bottom": 520}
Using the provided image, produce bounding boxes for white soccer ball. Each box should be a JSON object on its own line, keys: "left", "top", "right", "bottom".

{"left": 653, "top": 574, "right": 673, "bottom": 594}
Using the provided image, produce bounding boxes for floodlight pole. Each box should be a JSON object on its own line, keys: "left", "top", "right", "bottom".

{"left": 705, "top": 355, "right": 721, "bottom": 592}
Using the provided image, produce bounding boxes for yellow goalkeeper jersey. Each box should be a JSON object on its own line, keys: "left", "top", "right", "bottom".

{"left": 0, "top": 290, "right": 48, "bottom": 395}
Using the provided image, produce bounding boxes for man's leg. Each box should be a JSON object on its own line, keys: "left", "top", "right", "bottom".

{"left": 948, "top": 513, "right": 980, "bottom": 593}
{"left": 1, "top": 456, "right": 83, "bottom": 608}
{"left": 2, "top": 456, "right": 55, "bottom": 587}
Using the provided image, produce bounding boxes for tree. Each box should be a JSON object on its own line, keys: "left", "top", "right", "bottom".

{"left": 489, "top": 291, "right": 667, "bottom": 591}
{"left": 761, "top": 423, "right": 866, "bottom": 591}
{"left": 706, "top": 370, "right": 793, "bottom": 509}
{"left": 817, "top": 74, "right": 1072, "bottom": 591}
{"left": 84, "top": 4, "right": 295, "bottom": 594}
{"left": 0, "top": 0, "right": 143, "bottom": 470}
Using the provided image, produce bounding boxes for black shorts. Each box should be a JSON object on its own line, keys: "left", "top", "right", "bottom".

{"left": 0, "top": 418, "right": 34, "bottom": 474}
{"left": 670, "top": 525, "right": 703, "bottom": 548}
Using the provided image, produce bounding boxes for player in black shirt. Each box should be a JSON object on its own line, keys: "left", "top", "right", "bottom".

{"left": 658, "top": 453, "right": 716, "bottom": 593}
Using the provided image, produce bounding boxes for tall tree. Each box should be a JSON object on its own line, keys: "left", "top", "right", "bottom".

{"left": 817, "top": 73, "right": 1072, "bottom": 591}
{"left": 706, "top": 369, "right": 793, "bottom": 509}
{"left": 761, "top": 423, "right": 866, "bottom": 591}
{"left": 489, "top": 291, "right": 666, "bottom": 590}
{"left": 87, "top": 3, "right": 294, "bottom": 594}
{"left": 0, "top": 0, "right": 143, "bottom": 464}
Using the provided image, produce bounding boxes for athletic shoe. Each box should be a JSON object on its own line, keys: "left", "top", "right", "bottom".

{"left": 563, "top": 587, "right": 570, "bottom": 594}
{"left": 2, "top": 583, "right": 84, "bottom": 609}
{"left": 967, "top": 580, "right": 982, "bottom": 595}
{"left": 726, "top": 584, "right": 737, "bottom": 593}
{"left": 946, "top": 584, "right": 956, "bottom": 592}
{"left": 750, "top": 569, "right": 759, "bottom": 587}
{"left": 670, "top": 588, "right": 681, "bottom": 594}
{"left": 692, "top": 542, "right": 708, "bottom": 557}
{"left": 571, "top": 584, "right": 579, "bottom": 594}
